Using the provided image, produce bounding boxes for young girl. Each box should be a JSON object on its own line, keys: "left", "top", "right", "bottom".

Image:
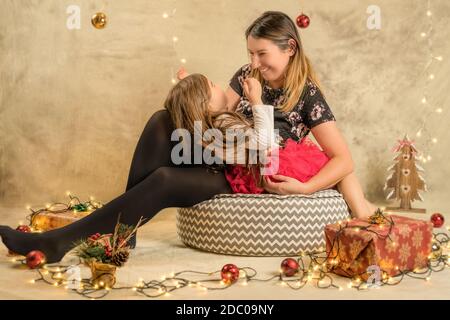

{"left": 170, "top": 71, "right": 373, "bottom": 220}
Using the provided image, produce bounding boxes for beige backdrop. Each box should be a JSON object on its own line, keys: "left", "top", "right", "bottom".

{"left": 1, "top": 0, "right": 449, "bottom": 214}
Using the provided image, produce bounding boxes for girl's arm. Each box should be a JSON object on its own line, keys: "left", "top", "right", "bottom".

{"left": 225, "top": 86, "right": 241, "bottom": 112}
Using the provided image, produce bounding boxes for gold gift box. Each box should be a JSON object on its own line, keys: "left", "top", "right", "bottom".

{"left": 31, "top": 209, "right": 93, "bottom": 232}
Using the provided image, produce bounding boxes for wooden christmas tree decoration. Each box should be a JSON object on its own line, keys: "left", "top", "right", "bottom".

{"left": 384, "top": 134, "right": 427, "bottom": 213}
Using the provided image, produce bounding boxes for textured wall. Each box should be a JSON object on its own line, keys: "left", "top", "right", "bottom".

{"left": 1, "top": 0, "right": 449, "bottom": 211}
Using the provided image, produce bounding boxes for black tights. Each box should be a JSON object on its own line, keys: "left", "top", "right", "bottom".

{"left": 0, "top": 110, "right": 231, "bottom": 263}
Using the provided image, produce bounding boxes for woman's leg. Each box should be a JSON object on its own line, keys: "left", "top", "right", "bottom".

{"left": 336, "top": 172, "right": 377, "bottom": 219}
{"left": 0, "top": 167, "right": 231, "bottom": 263}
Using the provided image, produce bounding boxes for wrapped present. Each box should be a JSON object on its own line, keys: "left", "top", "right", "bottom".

{"left": 31, "top": 209, "right": 93, "bottom": 231}
{"left": 325, "top": 214, "right": 433, "bottom": 281}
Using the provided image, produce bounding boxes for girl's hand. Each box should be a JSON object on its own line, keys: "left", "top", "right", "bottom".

{"left": 243, "top": 77, "right": 263, "bottom": 105}
{"left": 177, "top": 67, "right": 189, "bottom": 80}
{"left": 262, "top": 175, "right": 312, "bottom": 195}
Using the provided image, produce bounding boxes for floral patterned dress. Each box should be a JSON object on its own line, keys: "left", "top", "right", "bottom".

{"left": 229, "top": 64, "right": 336, "bottom": 143}
{"left": 225, "top": 64, "right": 337, "bottom": 194}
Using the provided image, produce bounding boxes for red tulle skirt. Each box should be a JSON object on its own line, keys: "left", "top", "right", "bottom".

{"left": 225, "top": 137, "right": 330, "bottom": 194}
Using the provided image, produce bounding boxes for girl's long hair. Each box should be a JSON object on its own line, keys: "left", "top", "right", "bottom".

{"left": 246, "top": 11, "right": 324, "bottom": 113}
{"left": 164, "top": 74, "right": 254, "bottom": 162}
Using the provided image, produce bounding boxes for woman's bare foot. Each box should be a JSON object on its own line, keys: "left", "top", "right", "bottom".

{"left": 0, "top": 226, "right": 68, "bottom": 263}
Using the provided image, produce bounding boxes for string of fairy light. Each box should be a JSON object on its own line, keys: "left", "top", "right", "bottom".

{"left": 415, "top": 0, "right": 444, "bottom": 164}
{"left": 8, "top": 201, "right": 450, "bottom": 299}
{"left": 160, "top": 3, "right": 187, "bottom": 85}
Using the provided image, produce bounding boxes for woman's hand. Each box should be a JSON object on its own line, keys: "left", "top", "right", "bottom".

{"left": 177, "top": 67, "right": 189, "bottom": 80}
{"left": 243, "top": 77, "right": 263, "bottom": 105}
{"left": 262, "top": 175, "right": 312, "bottom": 195}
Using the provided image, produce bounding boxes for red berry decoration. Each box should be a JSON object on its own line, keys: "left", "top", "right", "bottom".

{"left": 281, "top": 258, "right": 299, "bottom": 277}
{"left": 16, "top": 225, "right": 31, "bottom": 233}
{"left": 296, "top": 13, "right": 310, "bottom": 28}
{"left": 221, "top": 264, "right": 240, "bottom": 284}
{"left": 26, "top": 250, "right": 46, "bottom": 269}
{"left": 430, "top": 213, "right": 445, "bottom": 228}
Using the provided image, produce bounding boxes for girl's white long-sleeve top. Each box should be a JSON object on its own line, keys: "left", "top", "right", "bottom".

{"left": 215, "top": 104, "right": 277, "bottom": 151}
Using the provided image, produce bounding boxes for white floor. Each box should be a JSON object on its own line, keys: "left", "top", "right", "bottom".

{"left": 1, "top": 206, "right": 450, "bottom": 300}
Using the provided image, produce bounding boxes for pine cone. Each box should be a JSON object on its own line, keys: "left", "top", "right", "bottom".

{"left": 111, "top": 250, "right": 129, "bottom": 267}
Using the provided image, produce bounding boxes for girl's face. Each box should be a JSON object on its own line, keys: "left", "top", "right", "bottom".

{"left": 207, "top": 79, "right": 227, "bottom": 113}
{"left": 247, "top": 36, "right": 295, "bottom": 87}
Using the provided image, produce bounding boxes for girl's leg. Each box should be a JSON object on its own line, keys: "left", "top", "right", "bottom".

{"left": 0, "top": 167, "right": 231, "bottom": 263}
{"left": 125, "top": 110, "right": 174, "bottom": 191}
{"left": 125, "top": 110, "right": 174, "bottom": 248}
{"left": 336, "top": 172, "right": 377, "bottom": 219}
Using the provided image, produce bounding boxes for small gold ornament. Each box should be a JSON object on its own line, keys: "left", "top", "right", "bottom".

{"left": 89, "top": 261, "right": 116, "bottom": 288}
{"left": 431, "top": 242, "right": 442, "bottom": 260}
{"left": 369, "top": 208, "right": 387, "bottom": 225}
{"left": 91, "top": 12, "right": 107, "bottom": 29}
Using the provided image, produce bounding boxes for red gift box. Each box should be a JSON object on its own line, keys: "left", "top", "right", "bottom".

{"left": 325, "top": 215, "right": 433, "bottom": 281}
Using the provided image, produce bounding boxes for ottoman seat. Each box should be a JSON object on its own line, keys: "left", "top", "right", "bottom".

{"left": 176, "top": 189, "right": 350, "bottom": 256}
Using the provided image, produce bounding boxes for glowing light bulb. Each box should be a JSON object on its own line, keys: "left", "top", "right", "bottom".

{"left": 435, "top": 56, "right": 443, "bottom": 61}
{"left": 427, "top": 156, "right": 432, "bottom": 161}
{"left": 429, "top": 74, "right": 435, "bottom": 80}
{"left": 162, "top": 13, "right": 169, "bottom": 19}
{"left": 421, "top": 97, "right": 427, "bottom": 104}
{"left": 432, "top": 138, "right": 438, "bottom": 143}
{"left": 180, "top": 58, "right": 187, "bottom": 64}
{"left": 416, "top": 131, "right": 422, "bottom": 137}
{"left": 172, "top": 36, "right": 178, "bottom": 42}
{"left": 436, "top": 108, "right": 442, "bottom": 113}
{"left": 427, "top": 11, "right": 432, "bottom": 16}
{"left": 420, "top": 32, "right": 427, "bottom": 37}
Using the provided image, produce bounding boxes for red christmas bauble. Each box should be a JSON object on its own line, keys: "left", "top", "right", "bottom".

{"left": 430, "top": 213, "right": 445, "bottom": 228}
{"left": 26, "top": 250, "right": 46, "bottom": 269}
{"left": 281, "top": 258, "right": 299, "bottom": 277}
{"left": 221, "top": 264, "right": 240, "bottom": 284}
{"left": 296, "top": 14, "right": 310, "bottom": 28}
{"left": 8, "top": 225, "right": 32, "bottom": 256}
{"left": 16, "top": 225, "right": 31, "bottom": 233}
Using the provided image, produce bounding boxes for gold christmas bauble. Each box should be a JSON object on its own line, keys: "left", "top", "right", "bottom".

{"left": 431, "top": 242, "right": 442, "bottom": 260}
{"left": 91, "top": 12, "right": 107, "bottom": 29}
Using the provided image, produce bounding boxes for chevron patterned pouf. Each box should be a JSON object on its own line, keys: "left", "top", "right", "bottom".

{"left": 176, "top": 189, "right": 350, "bottom": 256}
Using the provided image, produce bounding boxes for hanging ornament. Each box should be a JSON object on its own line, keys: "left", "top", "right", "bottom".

{"left": 25, "top": 250, "right": 46, "bottom": 269}
{"left": 16, "top": 225, "right": 31, "bottom": 233}
{"left": 91, "top": 12, "right": 107, "bottom": 29}
{"left": 220, "top": 264, "right": 240, "bottom": 284}
{"left": 430, "top": 213, "right": 445, "bottom": 228}
{"left": 280, "top": 258, "right": 299, "bottom": 277}
{"left": 296, "top": 13, "right": 310, "bottom": 28}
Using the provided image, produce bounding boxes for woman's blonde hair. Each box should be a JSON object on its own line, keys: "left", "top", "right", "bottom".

{"left": 246, "top": 11, "right": 323, "bottom": 113}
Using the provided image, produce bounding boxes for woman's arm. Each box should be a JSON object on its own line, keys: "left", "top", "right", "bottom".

{"left": 225, "top": 86, "right": 241, "bottom": 112}
{"left": 263, "top": 121, "right": 354, "bottom": 195}
{"left": 304, "top": 121, "right": 354, "bottom": 193}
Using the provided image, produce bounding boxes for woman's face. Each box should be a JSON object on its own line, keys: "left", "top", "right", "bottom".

{"left": 207, "top": 79, "right": 227, "bottom": 113}
{"left": 247, "top": 36, "right": 294, "bottom": 87}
